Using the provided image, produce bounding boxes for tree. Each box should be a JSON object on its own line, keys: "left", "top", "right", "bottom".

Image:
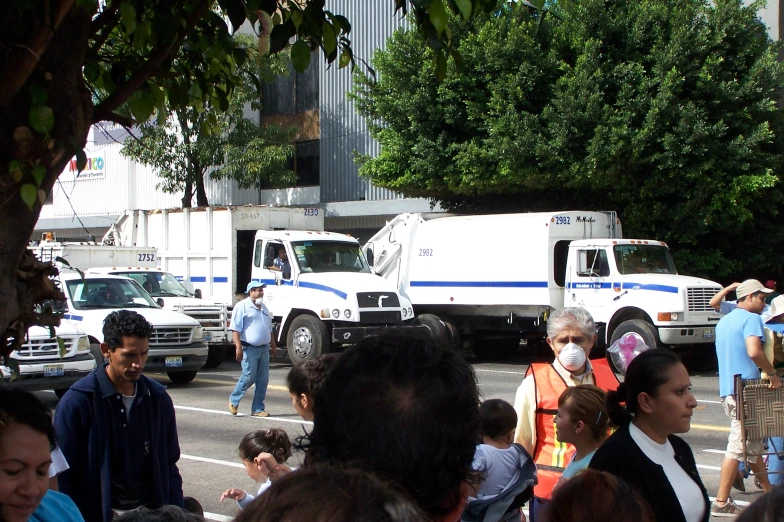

{"left": 121, "top": 34, "right": 296, "bottom": 207}
{"left": 352, "top": 0, "right": 784, "bottom": 279}
{"left": 1, "top": 0, "right": 512, "bottom": 359}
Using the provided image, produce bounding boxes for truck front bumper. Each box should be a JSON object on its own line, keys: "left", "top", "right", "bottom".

{"left": 146, "top": 341, "right": 209, "bottom": 372}
{"left": 332, "top": 324, "right": 429, "bottom": 344}
{"left": 2, "top": 352, "right": 95, "bottom": 392}
{"left": 658, "top": 325, "right": 716, "bottom": 345}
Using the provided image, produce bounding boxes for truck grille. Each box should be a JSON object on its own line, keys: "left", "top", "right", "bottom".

{"left": 358, "top": 311, "right": 402, "bottom": 324}
{"left": 181, "top": 307, "right": 225, "bottom": 330}
{"left": 356, "top": 293, "right": 401, "bottom": 308}
{"left": 150, "top": 328, "right": 193, "bottom": 346}
{"left": 16, "top": 337, "right": 74, "bottom": 359}
{"left": 687, "top": 287, "right": 719, "bottom": 312}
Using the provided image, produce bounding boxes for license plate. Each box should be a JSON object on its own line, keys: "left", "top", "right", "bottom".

{"left": 44, "top": 364, "right": 64, "bottom": 377}
{"left": 703, "top": 328, "right": 715, "bottom": 339}
{"left": 165, "top": 356, "right": 183, "bottom": 368}
{"left": 203, "top": 332, "right": 212, "bottom": 341}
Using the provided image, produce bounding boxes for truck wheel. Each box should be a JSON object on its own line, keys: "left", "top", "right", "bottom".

{"left": 286, "top": 315, "right": 329, "bottom": 363}
{"left": 90, "top": 343, "right": 104, "bottom": 368}
{"left": 417, "top": 314, "right": 449, "bottom": 346}
{"left": 204, "top": 345, "right": 224, "bottom": 369}
{"left": 607, "top": 319, "right": 660, "bottom": 372}
{"left": 168, "top": 371, "right": 198, "bottom": 384}
{"left": 441, "top": 317, "right": 461, "bottom": 353}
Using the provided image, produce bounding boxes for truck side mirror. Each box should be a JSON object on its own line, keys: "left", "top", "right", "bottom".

{"left": 194, "top": 289, "right": 202, "bottom": 299}
{"left": 156, "top": 298, "right": 165, "bottom": 308}
{"left": 366, "top": 248, "right": 374, "bottom": 267}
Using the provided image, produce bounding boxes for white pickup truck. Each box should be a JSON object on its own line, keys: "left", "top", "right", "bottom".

{"left": 57, "top": 271, "right": 208, "bottom": 383}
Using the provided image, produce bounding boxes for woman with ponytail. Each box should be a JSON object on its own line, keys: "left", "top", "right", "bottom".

{"left": 589, "top": 349, "right": 708, "bottom": 522}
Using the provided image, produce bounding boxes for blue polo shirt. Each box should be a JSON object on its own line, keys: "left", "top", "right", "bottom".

{"left": 230, "top": 298, "right": 272, "bottom": 346}
{"left": 716, "top": 308, "right": 764, "bottom": 397}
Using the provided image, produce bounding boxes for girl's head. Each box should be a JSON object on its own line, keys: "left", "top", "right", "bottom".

{"left": 479, "top": 399, "right": 517, "bottom": 442}
{"left": 233, "top": 465, "right": 424, "bottom": 522}
{"left": 239, "top": 429, "right": 292, "bottom": 482}
{"left": 286, "top": 354, "right": 339, "bottom": 421}
{"left": 0, "top": 387, "right": 57, "bottom": 522}
{"left": 555, "top": 385, "right": 609, "bottom": 445}
{"left": 606, "top": 349, "right": 697, "bottom": 435}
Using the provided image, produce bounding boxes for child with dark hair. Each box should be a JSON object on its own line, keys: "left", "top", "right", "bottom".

{"left": 462, "top": 399, "right": 536, "bottom": 522}
{"left": 286, "top": 354, "right": 339, "bottom": 421}
{"left": 219, "top": 429, "right": 293, "bottom": 509}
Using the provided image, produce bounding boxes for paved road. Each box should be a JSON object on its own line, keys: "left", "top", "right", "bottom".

{"left": 38, "top": 352, "right": 758, "bottom": 520}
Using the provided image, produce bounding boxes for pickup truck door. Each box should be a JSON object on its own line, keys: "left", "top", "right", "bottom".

{"left": 568, "top": 248, "right": 614, "bottom": 318}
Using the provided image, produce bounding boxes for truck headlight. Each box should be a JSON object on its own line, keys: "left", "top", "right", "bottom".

{"left": 331, "top": 309, "right": 340, "bottom": 319}
{"left": 77, "top": 337, "right": 90, "bottom": 352}
{"left": 402, "top": 308, "right": 408, "bottom": 317}
{"left": 344, "top": 309, "right": 351, "bottom": 318}
{"left": 657, "top": 312, "right": 682, "bottom": 321}
{"left": 193, "top": 327, "right": 203, "bottom": 340}
{"left": 408, "top": 307, "right": 413, "bottom": 316}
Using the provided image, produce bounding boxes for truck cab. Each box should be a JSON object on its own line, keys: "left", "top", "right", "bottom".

{"left": 251, "top": 231, "right": 418, "bottom": 362}
{"left": 1, "top": 320, "right": 98, "bottom": 397}
{"left": 85, "top": 267, "right": 230, "bottom": 368}
{"left": 565, "top": 239, "right": 721, "bottom": 348}
{"left": 57, "top": 271, "right": 208, "bottom": 383}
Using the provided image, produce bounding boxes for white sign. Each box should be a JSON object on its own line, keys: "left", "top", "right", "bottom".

{"left": 68, "top": 156, "right": 105, "bottom": 180}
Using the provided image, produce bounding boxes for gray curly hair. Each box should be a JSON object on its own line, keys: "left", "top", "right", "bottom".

{"left": 546, "top": 307, "right": 596, "bottom": 340}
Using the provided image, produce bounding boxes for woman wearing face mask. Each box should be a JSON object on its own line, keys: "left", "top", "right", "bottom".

{"left": 589, "top": 349, "right": 708, "bottom": 522}
{"left": 513, "top": 307, "right": 619, "bottom": 521}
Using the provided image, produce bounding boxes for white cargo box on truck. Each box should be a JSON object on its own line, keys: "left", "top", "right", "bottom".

{"left": 30, "top": 241, "right": 157, "bottom": 268}
{"left": 365, "top": 211, "right": 721, "bottom": 358}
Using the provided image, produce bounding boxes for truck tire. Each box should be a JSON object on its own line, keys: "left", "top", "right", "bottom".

{"left": 90, "top": 343, "right": 104, "bottom": 368}
{"left": 607, "top": 319, "right": 660, "bottom": 373}
{"left": 442, "top": 317, "right": 461, "bottom": 353}
{"left": 417, "top": 314, "right": 449, "bottom": 346}
{"left": 286, "top": 315, "right": 329, "bottom": 364}
{"left": 204, "top": 345, "right": 225, "bottom": 369}
{"left": 168, "top": 371, "right": 198, "bottom": 384}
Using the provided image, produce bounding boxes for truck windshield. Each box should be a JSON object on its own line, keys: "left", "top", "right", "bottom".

{"left": 291, "top": 241, "right": 371, "bottom": 274}
{"left": 66, "top": 278, "right": 159, "bottom": 310}
{"left": 614, "top": 245, "right": 677, "bottom": 275}
{"left": 119, "top": 271, "right": 191, "bottom": 297}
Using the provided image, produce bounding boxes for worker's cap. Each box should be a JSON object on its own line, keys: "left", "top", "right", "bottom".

{"left": 736, "top": 279, "right": 774, "bottom": 300}
{"left": 246, "top": 281, "right": 267, "bottom": 293}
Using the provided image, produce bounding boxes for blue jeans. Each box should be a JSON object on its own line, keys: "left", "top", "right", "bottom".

{"left": 768, "top": 437, "right": 784, "bottom": 486}
{"left": 229, "top": 345, "right": 270, "bottom": 414}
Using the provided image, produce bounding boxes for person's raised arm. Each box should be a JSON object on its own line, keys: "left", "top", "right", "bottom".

{"left": 710, "top": 282, "right": 740, "bottom": 312}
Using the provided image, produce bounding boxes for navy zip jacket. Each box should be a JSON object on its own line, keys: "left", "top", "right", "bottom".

{"left": 589, "top": 423, "right": 710, "bottom": 522}
{"left": 53, "top": 366, "right": 184, "bottom": 522}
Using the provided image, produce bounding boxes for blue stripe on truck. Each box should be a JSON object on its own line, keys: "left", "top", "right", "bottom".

{"left": 567, "top": 282, "right": 679, "bottom": 294}
{"left": 410, "top": 281, "right": 548, "bottom": 288}
{"left": 251, "top": 278, "right": 347, "bottom": 300}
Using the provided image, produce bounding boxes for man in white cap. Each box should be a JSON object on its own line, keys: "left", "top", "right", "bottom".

{"left": 228, "top": 281, "right": 277, "bottom": 417}
{"left": 712, "top": 279, "right": 779, "bottom": 516}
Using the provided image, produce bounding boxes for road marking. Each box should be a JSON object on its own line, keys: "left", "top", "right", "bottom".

{"left": 697, "top": 399, "right": 722, "bottom": 404}
{"left": 174, "top": 405, "right": 313, "bottom": 426}
{"left": 180, "top": 454, "right": 244, "bottom": 469}
{"left": 697, "top": 464, "right": 721, "bottom": 471}
{"left": 204, "top": 513, "right": 233, "bottom": 522}
{"left": 691, "top": 423, "right": 731, "bottom": 433}
{"left": 703, "top": 449, "right": 726, "bottom": 455}
{"left": 474, "top": 369, "right": 527, "bottom": 375}
{"left": 169, "top": 376, "right": 289, "bottom": 393}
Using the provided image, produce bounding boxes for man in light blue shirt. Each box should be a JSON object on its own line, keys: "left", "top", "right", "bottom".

{"left": 228, "top": 281, "right": 277, "bottom": 417}
{"left": 712, "top": 279, "right": 780, "bottom": 516}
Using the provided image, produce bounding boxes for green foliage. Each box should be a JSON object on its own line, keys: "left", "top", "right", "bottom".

{"left": 353, "top": 0, "right": 784, "bottom": 279}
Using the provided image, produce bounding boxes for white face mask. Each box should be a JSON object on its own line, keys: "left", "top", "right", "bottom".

{"left": 254, "top": 297, "right": 264, "bottom": 305}
{"left": 558, "top": 342, "right": 587, "bottom": 372}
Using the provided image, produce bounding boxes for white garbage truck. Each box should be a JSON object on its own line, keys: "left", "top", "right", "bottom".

{"left": 31, "top": 237, "right": 232, "bottom": 368}
{"left": 108, "top": 206, "right": 419, "bottom": 362}
{"left": 363, "top": 211, "right": 722, "bottom": 358}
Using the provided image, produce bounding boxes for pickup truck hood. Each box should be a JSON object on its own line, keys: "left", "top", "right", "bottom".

{"left": 75, "top": 307, "right": 200, "bottom": 327}
{"left": 27, "top": 320, "right": 84, "bottom": 339}
{"left": 618, "top": 273, "right": 720, "bottom": 291}
{"left": 158, "top": 296, "right": 222, "bottom": 307}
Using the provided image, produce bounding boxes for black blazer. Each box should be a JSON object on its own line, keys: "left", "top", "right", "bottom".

{"left": 589, "top": 423, "right": 710, "bottom": 522}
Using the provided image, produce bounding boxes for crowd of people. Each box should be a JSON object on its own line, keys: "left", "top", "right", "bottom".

{"left": 3, "top": 278, "right": 784, "bottom": 522}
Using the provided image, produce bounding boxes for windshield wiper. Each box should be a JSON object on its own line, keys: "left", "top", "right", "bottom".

{"left": 121, "top": 303, "right": 156, "bottom": 308}
{"left": 78, "top": 304, "right": 120, "bottom": 309}
{"left": 157, "top": 292, "right": 184, "bottom": 297}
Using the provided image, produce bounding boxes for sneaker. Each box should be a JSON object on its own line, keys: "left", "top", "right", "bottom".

{"left": 228, "top": 402, "right": 238, "bottom": 415}
{"left": 251, "top": 411, "right": 270, "bottom": 418}
{"left": 711, "top": 498, "right": 743, "bottom": 517}
{"left": 733, "top": 471, "right": 746, "bottom": 492}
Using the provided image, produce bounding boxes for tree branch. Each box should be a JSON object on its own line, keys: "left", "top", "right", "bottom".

{"left": 89, "top": 0, "right": 120, "bottom": 37}
{"left": 94, "top": 111, "right": 135, "bottom": 128}
{"left": 0, "top": 0, "right": 77, "bottom": 106}
{"left": 88, "top": 16, "right": 120, "bottom": 60}
{"left": 92, "top": 0, "right": 212, "bottom": 120}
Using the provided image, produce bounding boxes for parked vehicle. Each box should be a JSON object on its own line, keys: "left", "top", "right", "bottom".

{"left": 107, "top": 207, "right": 419, "bottom": 362}
{"left": 363, "top": 212, "right": 722, "bottom": 359}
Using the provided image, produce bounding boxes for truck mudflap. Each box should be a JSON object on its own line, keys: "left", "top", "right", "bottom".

{"left": 332, "top": 324, "right": 429, "bottom": 344}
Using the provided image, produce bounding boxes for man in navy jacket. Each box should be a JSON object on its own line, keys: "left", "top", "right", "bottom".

{"left": 54, "top": 310, "right": 184, "bottom": 522}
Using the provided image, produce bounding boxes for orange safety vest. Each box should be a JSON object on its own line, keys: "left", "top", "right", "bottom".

{"left": 528, "top": 359, "right": 619, "bottom": 500}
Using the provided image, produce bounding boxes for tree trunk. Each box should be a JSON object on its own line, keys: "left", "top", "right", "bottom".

{"left": 195, "top": 167, "right": 209, "bottom": 207}
{"left": 181, "top": 178, "right": 193, "bottom": 208}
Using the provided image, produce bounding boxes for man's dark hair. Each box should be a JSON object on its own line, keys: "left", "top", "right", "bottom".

{"left": 0, "top": 386, "right": 56, "bottom": 450}
{"left": 479, "top": 399, "right": 518, "bottom": 439}
{"left": 102, "top": 310, "right": 153, "bottom": 350}
{"left": 234, "top": 465, "right": 424, "bottom": 522}
{"left": 286, "top": 353, "right": 340, "bottom": 399}
{"left": 301, "top": 329, "right": 481, "bottom": 519}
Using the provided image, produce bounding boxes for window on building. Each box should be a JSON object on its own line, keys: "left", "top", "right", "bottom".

{"left": 261, "top": 50, "right": 319, "bottom": 116}
{"left": 295, "top": 140, "right": 319, "bottom": 187}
